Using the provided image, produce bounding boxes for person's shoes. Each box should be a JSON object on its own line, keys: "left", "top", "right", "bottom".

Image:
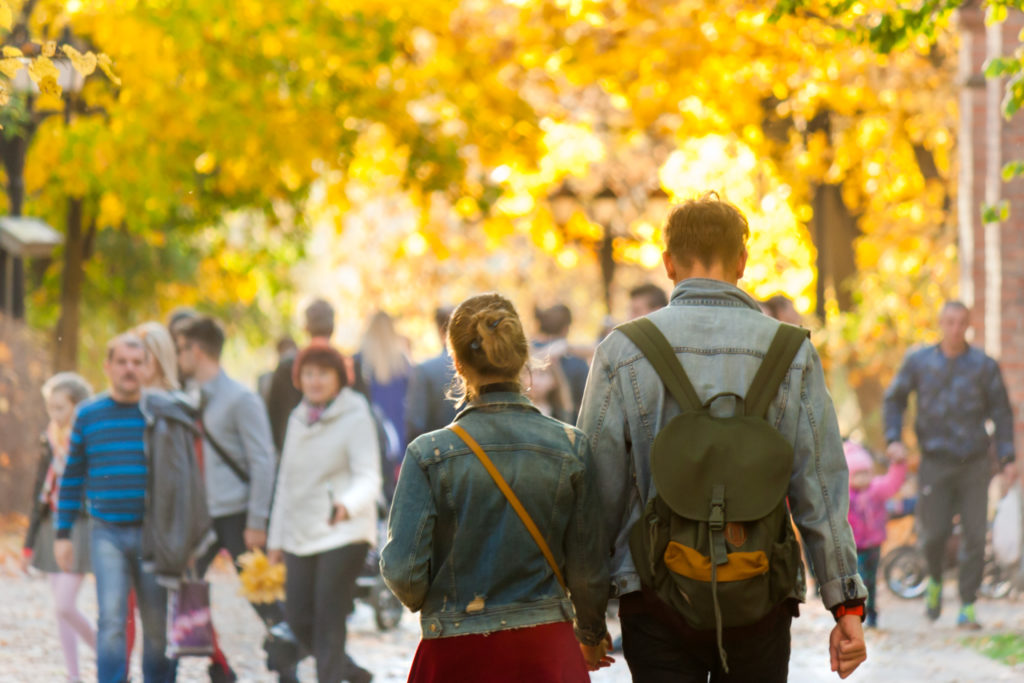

{"left": 346, "top": 665, "right": 373, "bottom": 683}
{"left": 208, "top": 661, "right": 238, "bottom": 683}
{"left": 865, "top": 613, "right": 878, "bottom": 629}
{"left": 957, "top": 603, "right": 982, "bottom": 631}
{"left": 264, "top": 623, "right": 303, "bottom": 676}
{"left": 925, "top": 578, "right": 942, "bottom": 621}
{"left": 276, "top": 667, "right": 300, "bottom": 683}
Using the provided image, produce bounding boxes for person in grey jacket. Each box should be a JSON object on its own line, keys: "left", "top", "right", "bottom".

{"left": 578, "top": 192, "right": 867, "bottom": 681}
{"left": 176, "top": 317, "right": 299, "bottom": 683}
{"left": 136, "top": 320, "right": 213, "bottom": 588}
{"left": 884, "top": 301, "right": 1017, "bottom": 629}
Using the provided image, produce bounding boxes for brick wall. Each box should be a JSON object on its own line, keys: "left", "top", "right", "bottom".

{"left": 959, "top": 6, "right": 1024, "bottom": 457}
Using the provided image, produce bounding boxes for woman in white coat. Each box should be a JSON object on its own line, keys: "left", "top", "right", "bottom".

{"left": 268, "top": 341, "right": 381, "bottom": 683}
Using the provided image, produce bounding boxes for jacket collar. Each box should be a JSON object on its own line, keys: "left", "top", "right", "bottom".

{"left": 454, "top": 391, "right": 540, "bottom": 421}
{"left": 669, "top": 278, "right": 763, "bottom": 311}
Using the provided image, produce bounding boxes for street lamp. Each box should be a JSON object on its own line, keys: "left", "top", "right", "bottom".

{"left": 0, "top": 53, "right": 84, "bottom": 319}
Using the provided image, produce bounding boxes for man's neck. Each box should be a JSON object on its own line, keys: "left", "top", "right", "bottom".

{"left": 109, "top": 389, "right": 140, "bottom": 404}
{"left": 674, "top": 264, "right": 737, "bottom": 286}
{"left": 194, "top": 359, "right": 222, "bottom": 385}
{"left": 939, "top": 339, "right": 968, "bottom": 358}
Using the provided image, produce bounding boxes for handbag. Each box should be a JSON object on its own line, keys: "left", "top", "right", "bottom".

{"left": 166, "top": 574, "right": 215, "bottom": 658}
{"left": 449, "top": 423, "right": 567, "bottom": 591}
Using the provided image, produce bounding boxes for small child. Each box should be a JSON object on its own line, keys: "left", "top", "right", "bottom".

{"left": 845, "top": 441, "right": 907, "bottom": 628}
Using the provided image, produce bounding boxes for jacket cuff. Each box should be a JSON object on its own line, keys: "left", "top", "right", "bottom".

{"left": 246, "top": 513, "right": 268, "bottom": 532}
{"left": 574, "top": 623, "right": 608, "bottom": 647}
{"left": 819, "top": 574, "right": 868, "bottom": 611}
{"left": 55, "top": 527, "right": 72, "bottom": 540}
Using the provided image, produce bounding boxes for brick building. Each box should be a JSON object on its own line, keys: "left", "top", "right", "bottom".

{"left": 958, "top": 5, "right": 1024, "bottom": 457}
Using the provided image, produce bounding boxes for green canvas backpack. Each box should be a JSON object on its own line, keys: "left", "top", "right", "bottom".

{"left": 618, "top": 318, "right": 809, "bottom": 672}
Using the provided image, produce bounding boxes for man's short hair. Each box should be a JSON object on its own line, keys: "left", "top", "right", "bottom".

{"left": 181, "top": 317, "right": 226, "bottom": 360}
{"left": 435, "top": 306, "right": 455, "bottom": 335}
{"left": 304, "top": 299, "right": 335, "bottom": 338}
{"left": 107, "top": 332, "right": 146, "bottom": 361}
{"left": 276, "top": 335, "right": 297, "bottom": 355}
{"left": 536, "top": 304, "right": 573, "bottom": 337}
{"left": 664, "top": 191, "right": 749, "bottom": 269}
{"left": 629, "top": 283, "right": 668, "bottom": 311}
{"left": 942, "top": 300, "right": 969, "bottom": 315}
{"left": 167, "top": 307, "right": 199, "bottom": 337}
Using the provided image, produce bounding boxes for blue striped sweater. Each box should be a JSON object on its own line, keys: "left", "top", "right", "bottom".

{"left": 56, "top": 394, "right": 148, "bottom": 537}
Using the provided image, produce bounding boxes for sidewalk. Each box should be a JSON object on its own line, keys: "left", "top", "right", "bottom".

{"left": 0, "top": 553, "right": 1021, "bottom": 682}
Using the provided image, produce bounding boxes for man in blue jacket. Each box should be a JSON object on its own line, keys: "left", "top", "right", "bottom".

{"left": 884, "top": 301, "right": 1017, "bottom": 629}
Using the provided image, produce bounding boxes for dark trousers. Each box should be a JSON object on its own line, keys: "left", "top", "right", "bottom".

{"left": 857, "top": 546, "right": 881, "bottom": 621}
{"left": 196, "top": 512, "right": 286, "bottom": 627}
{"left": 284, "top": 542, "right": 369, "bottom": 683}
{"left": 917, "top": 454, "right": 990, "bottom": 604}
{"left": 619, "top": 596, "right": 792, "bottom": 683}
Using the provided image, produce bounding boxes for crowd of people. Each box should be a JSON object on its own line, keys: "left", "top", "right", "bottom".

{"left": 18, "top": 191, "right": 1017, "bottom": 683}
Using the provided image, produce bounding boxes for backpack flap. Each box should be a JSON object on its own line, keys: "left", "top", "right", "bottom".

{"left": 651, "top": 412, "right": 794, "bottom": 522}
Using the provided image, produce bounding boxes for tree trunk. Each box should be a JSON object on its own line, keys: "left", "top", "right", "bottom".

{"left": 55, "top": 198, "right": 85, "bottom": 371}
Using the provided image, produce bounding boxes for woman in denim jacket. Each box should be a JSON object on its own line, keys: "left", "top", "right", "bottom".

{"left": 382, "top": 293, "right": 612, "bottom": 682}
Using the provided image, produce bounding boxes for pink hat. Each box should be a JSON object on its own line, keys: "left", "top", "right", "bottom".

{"left": 844, "top": 441, "right": 874, "bottom": 475}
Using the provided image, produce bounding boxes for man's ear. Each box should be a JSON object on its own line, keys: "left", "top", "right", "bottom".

{"left": 735, "top": 246, "right": 749, "bottom": 281}
{"left": 662, "top": 251, "right": 678, "bottom": 282}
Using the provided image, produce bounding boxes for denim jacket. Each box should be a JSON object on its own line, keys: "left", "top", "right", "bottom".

{"left": 380, "top": 391, "right": 609, "bottom": 646}
{"left": 577, "top": 279, "right": 867, "bottom": 610}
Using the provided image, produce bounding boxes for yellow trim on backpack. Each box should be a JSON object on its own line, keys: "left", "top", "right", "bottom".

{"left": 664, "top": 541, "right": 769, "bottom": 582}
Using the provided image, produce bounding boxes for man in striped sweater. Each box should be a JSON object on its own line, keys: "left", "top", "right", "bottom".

{"left": 55, "top": 333, "right": 175, "bottom": 683}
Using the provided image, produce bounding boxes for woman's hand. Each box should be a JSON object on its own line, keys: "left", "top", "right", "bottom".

{"left": 580, "top": 633, "right": 615, "bottom": 671}
{"left": 331, "top": 504, "right": 350, "bottom": 524}
{"left": 267, "top": 549, "right": 284, "bottom": 565}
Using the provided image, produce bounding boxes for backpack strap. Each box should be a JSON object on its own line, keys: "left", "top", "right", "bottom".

{"left": 449, "top": 423, "right": 567, "bottom": 592}
{"left": 744, "top": 324, "right": 810, "bottom": 419}
{"left": 617, "top": 319, "right": 702, "bottom": 412}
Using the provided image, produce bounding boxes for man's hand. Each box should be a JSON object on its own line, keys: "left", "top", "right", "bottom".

{"left": 580, "top": 633, "right": 615, "bottom": 671}
{"left": 829, "top": 614, "right": 867, "bottom": 679}
{"left": 886, "top": 441, "right": 907, "bottom": 463}
{"left": 244, "top": 528, "right": 267, "bottom": 550}
{"left": 54, "top": 539, "right": 74, "bottom": 573}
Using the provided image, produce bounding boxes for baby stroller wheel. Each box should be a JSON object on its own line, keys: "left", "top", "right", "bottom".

{"left": 883, "top": 545, "right": 928, "bottom": 599}
{"left": 373, "top": 583, "right": 404, "bottom": 631}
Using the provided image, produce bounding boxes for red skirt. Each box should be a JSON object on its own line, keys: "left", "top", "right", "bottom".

{"left": 407, "top": 621, "right": 590, "bottom": 683}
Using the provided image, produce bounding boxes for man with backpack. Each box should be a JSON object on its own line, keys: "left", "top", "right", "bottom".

{"left": 176, "top": 317, "right": 300, "bottom": 682}
{"left": 578, "top": 192, "right": 867, "bottom": 681}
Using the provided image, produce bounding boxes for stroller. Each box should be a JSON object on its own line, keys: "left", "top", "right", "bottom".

{"left": 354, "top": 517, "right": 405, "bottom": 631}
{"left": 881, "top": 497, "right": 1013, "bottom": 600}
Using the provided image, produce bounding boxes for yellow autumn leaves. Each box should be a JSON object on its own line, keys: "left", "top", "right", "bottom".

{"left": 237, "top": 549, "right": 286, "bottom": 604}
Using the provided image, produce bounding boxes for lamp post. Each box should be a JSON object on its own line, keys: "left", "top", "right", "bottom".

{"left": 0, "top": 52, "right": 84, "bottom": 320}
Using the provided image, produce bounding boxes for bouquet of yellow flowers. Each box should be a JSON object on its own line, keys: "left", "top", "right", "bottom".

{"left": 237, "top": 549, "right": 286, "bottom": 604}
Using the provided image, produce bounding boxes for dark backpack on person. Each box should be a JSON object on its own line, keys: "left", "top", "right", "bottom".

{"left": 617, "top": 318, "right": 809, "bottom": 672}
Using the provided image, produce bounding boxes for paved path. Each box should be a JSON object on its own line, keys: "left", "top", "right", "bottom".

{"left": 1, "top": 548, "right": 1022, "bottom": 682}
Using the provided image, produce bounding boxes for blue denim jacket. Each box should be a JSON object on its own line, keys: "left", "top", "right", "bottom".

{"left": 380, "top": 391, "right": 609, "bottom": 646}
{"left": 578, "top": 279, "right": 867, "bottom": 610}
{"left": 883, "top": 344, "right": 1016, "bottom": 465}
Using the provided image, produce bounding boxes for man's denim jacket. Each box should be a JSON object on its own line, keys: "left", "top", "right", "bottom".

{"left": 381, "top": 391, "right": 609, "bottom": 646}
{"left": 578, "top": 279, "right": 867, "bottom": 610}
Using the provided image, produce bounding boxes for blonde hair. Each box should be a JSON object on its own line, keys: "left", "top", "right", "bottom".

{"left": 135, "top": 321, "right": 180, "bottom": 391}
{"left": 664, "top": 191, "right": 749, "bottom": 269}
{"left": 359, "top": 311, "right": 410, "bottom": 385}
{"left": 41, "top": 372, "right": 93, "bottom": 405}
{"left": 448, "top": 293, "right": 529, "bottom": 404}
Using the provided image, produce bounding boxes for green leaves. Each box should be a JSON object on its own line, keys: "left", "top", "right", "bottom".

{"left": 982, "top": 201, "right": 1010, "bottom": 224}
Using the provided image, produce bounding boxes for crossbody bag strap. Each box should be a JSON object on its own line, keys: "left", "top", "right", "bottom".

{"left": 449, "top": 423, "right": 567, "bottom": 592}
{"left": 198, "top": 411, "right": 251, "bottom": 484}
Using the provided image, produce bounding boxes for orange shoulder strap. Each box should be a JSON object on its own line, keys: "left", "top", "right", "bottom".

{"left": 449, "top": 423, "right": 567, "bottom": 592}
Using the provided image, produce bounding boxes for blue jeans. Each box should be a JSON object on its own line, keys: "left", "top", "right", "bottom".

{"left": 91, "top": 520, "right": 176, "bottom": 683}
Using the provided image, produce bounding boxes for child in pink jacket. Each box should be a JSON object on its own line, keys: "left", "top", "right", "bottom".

{"left": 846, "top": 441, "right": 907, "bottom": 628}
